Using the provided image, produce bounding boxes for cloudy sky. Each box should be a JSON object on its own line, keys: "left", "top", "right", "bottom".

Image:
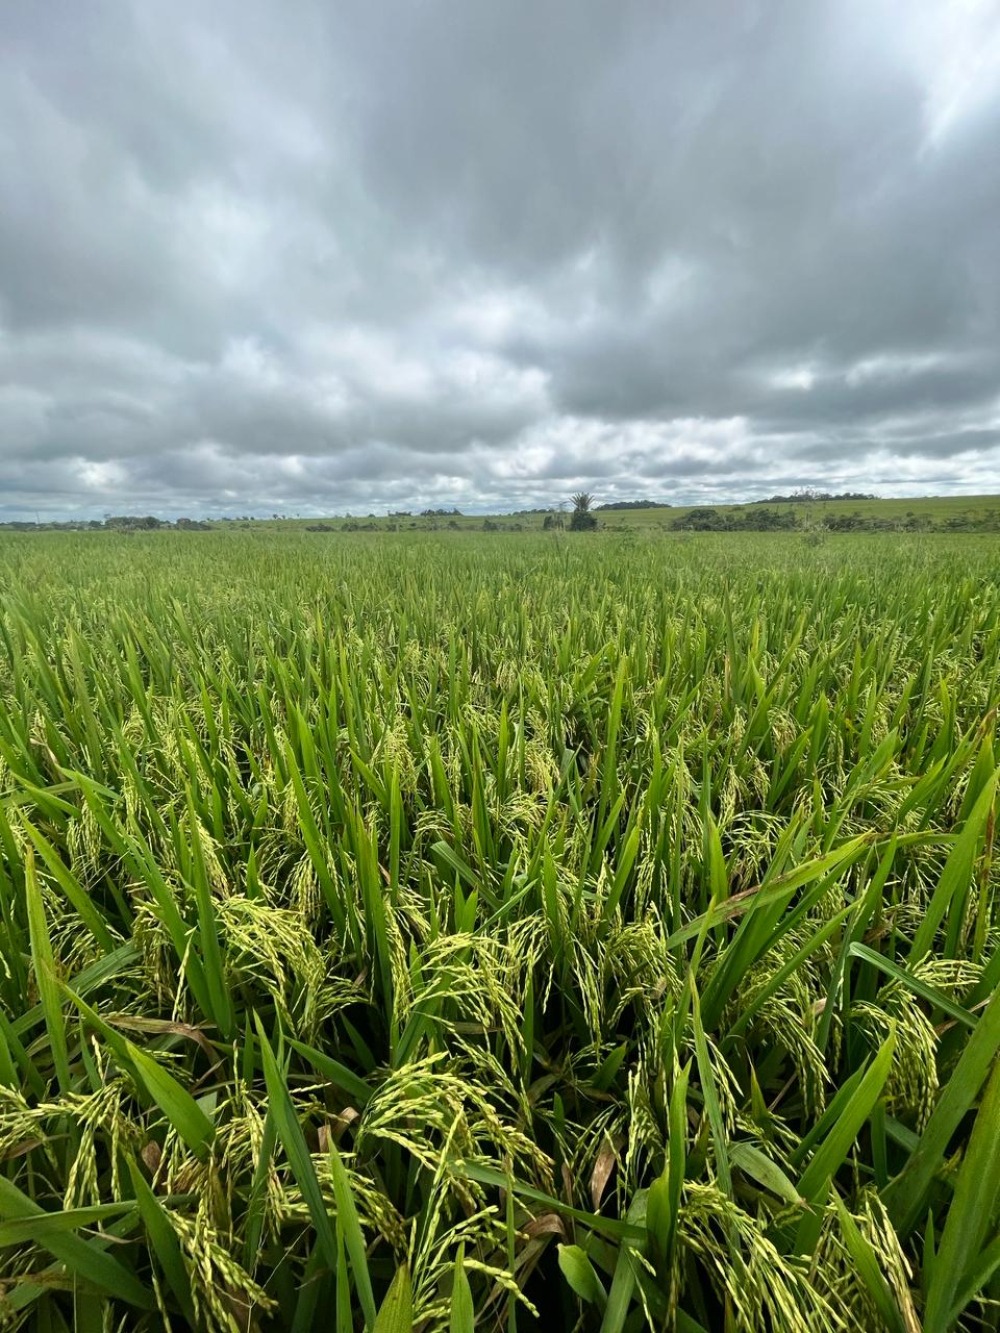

{"left": 2, "top": 0, "right": 1000, "bottom": 518}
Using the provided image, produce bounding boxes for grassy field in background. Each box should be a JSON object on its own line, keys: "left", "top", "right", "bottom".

{"left": 1, "top": 527, "right": 1000, "bottom": 1330}
{"left": 242, "top": 492, "right": 1000, "bottom": 532}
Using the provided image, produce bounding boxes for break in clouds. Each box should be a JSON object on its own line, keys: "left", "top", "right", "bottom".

{"left": 1, "top": 0, "right": 999, "bottom": 518}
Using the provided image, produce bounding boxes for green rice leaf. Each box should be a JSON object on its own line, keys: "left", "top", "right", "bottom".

{"left": 254, "top": 1016, "right": 340, "bottom": 1276}
{"left": 374, "top": 1263, "right": 412, "bottom": 1333}
{"left": 24, "top": 847, "right": 71, "bottom": 1093}
{"left": 450, "top": 1245, "right": 475, "bottom": 1333}
{"left": 558, "top": 1243, "right": 608, "bottom": 1310}
{"left": 924, "top": 1057, "right": 1000, "bottom": 1332}
{"left": 0, "top": 1177, "right": 152, "bottom": 1310}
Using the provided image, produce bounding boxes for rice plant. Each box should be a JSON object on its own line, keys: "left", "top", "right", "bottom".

{"left": 0, "top": 527, "right": 998, "bottom": 1330}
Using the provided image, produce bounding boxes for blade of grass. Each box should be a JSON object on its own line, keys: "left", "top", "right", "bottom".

{"left": 0, "top": 1177, "right": 152, "bottom": 1310}
{"left": 923, "top": 1058, "right": 1000, "bottom": 1333}
{"left": 127, "top": 1158, "right": 196, "bottom": 1327}
{"left": 24, "top": 847, "right": 71, "bottom": 1093}
{"left": 254, "top": 1016, "right": 340, "bottom": 1275}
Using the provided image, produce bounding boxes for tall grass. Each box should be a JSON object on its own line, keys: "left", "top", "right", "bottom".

{"left": 0, "top": 528, "right": 998, "bottom": 1330}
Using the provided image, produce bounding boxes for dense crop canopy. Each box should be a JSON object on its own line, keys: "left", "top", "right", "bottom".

{"left": 0, "top": 528, "right": 998, "bottom": 1331}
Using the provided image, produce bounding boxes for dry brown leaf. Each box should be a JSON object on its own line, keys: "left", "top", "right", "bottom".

{"left": 107, "top": 1013, "right": 216, "bottom": 1061}
{"left": 141, "top": 1139, "right": 162, "bottom": 1174}
{"left": 561, "top": 1162, "right": 575, "bottom": 1207}
{"left": 522, "top": 1211, "right": 566, "bottom": 1239}
{"left": 591, "top": 1137, "right": 618, "bottom": 1211}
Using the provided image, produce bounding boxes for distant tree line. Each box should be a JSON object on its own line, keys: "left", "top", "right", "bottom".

{"left": 0, "top": 514, "right": 215, "bottom": 532}
{"left": 3, "top": 498, "right": 999, "bottom": 537}
{"left": 759, "top": 489, "right": 878, "bottom": 503}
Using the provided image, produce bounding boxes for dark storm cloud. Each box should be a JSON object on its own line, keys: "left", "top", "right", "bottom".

{"left": 1, "top": 0, "right": 999, "bottom": 516}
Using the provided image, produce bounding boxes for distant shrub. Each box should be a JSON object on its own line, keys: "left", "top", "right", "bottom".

{"left": 569, "top": 509, "right": 597, "bottom": 531}
{"left": 671, "top": 506, "right": 798, "bottom": 533}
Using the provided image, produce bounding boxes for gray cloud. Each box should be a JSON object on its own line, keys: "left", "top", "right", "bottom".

{"left": 1, "top": 0, "right": 999, "bottom": 517}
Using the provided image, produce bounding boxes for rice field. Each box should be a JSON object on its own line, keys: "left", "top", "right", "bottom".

{"left": 1, "top": 527, "right": 999, "bottom": 1331}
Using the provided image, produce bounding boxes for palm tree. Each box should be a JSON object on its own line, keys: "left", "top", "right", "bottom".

{"left": 569, "top": 492, "right": 597, "bottom": 531}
